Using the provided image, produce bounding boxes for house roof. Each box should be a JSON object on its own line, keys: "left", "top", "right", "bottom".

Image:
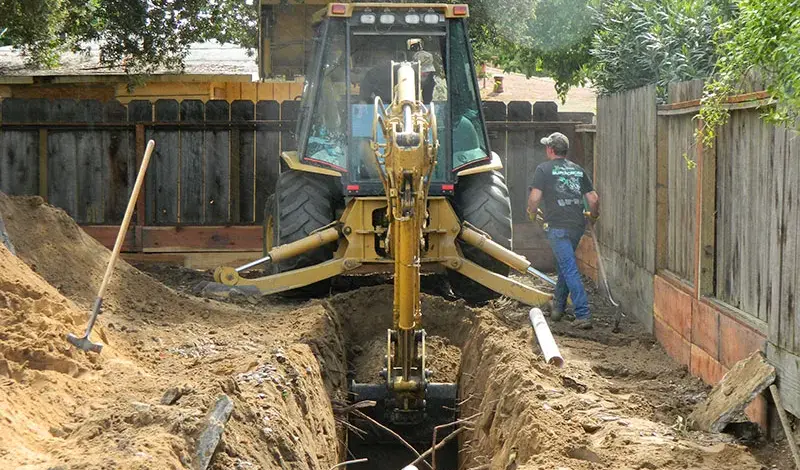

{"left": 480, "top": 67, "right": 597, "bottom": 114}
{"left": 0, "top": 41, "right": 259, "bottom": 84}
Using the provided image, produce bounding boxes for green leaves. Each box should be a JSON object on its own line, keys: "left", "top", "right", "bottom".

{"left": 0, "top": 0, "right": 257, "bottom": 73}
{"left": 590, "top": 0, "right": 733, "bottom": 100}
{"left": 701, "top": 0, "right": 800, "bottom": 134}
{"left": 458, "top": 0, "right": 595, "bottom": 101}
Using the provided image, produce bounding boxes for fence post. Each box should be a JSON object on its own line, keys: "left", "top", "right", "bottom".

{"left": 655, "top": 116, "right": 669, "bottom": 271}
{"left": 694, "top": 120, "right": 717, "bottom": 298}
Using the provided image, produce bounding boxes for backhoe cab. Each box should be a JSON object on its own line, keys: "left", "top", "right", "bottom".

{"left": 213, "top": 2, "right": 555, "bottom": 451}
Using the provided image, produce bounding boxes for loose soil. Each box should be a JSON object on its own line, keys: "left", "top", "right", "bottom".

{"left": 0, "top": 192, "right": 788, "bottom": 469}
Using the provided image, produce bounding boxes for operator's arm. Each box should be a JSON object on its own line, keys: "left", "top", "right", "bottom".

{"left": 527, "top": 188, "right": 543, "bottom": 220}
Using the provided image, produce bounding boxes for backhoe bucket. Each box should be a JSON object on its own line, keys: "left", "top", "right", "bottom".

{"left": 348, "top": 381, "right": 458, "bottom": 445}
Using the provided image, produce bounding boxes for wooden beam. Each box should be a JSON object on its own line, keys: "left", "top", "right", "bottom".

{"left": 698, "top": 120, "right": 717, "bottom": 298}
{"left": 658, "top": 91, "right": 770, "bottom": 112}
{"left": 82, "top": 225, "right": 263, "bottom": 252}
{"left": 82, "top": 226, "right": 138, "bottom": 251}
{"left": 655, "top": 116, "right": 669, "bottom": 271}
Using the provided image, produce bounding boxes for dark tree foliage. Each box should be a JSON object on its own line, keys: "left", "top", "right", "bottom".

{"left": 0, "top": 0, "right": 256, "bottom": 73}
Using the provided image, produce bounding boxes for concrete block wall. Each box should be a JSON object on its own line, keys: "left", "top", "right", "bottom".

{"left": 653, "top": 274, "right": 768, "bottom": 429}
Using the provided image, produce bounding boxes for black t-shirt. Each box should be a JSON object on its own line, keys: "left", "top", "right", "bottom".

{"left": 531, "top": 158, "right": 594, "bottom": 230}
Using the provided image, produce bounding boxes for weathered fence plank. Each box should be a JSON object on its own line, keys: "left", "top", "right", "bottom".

{"left": 232, "top": 100, "right": 256, "bottom": 224}
{"left": 665, "top": 113, "right": 696, "bottom": 282}
{"left": 255, "top": 100, "right": 281, "bottom": 224}
{"left": 715, "top": 109, "right": 778, "bottom": 323}
{"left": 75, "top": 100, "right": 105, "bottom": 224}
{"left": 180, "top": 100, "right": 205, "bottom": 225}
{"left": 0, "top": 98, "right": 38, "bottom": 196}
{"left": 483, "top": 101, "right": 507, "bottom": 175}
{"left": 147, "top": 100, "right": 180, "bottom": 225}
{"left": 47, "top": 100, "right": 79, "bottom": 216}
{"left": 204, "top": 100, "right": 230, "bottom": 224}
{"left": 595, "top": 84, "right": 658, "bottom": 331}
{"left": 102, "top": 100, "right": 132, "bottom": 224}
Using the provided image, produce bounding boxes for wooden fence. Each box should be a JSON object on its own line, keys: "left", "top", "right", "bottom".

{"left": 595, "top": 80, "right": 800, "bottom": 419}
{"left": 0, "top": 98, "right": 592, "bottom": 261}
{"left": 595, "top": 84, "right": 658, "bottom": 331}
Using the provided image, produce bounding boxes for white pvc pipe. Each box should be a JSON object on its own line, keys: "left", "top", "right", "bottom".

{"left": 529, "top": 308, "right": 564, "bottom": 367}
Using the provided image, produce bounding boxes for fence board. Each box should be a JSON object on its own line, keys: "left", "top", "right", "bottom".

{"left": 233, "top": 100, "right": 256, "bottom": 223}
{"left": 205, "top": 100, "right": 230, "bottom": 224}
{"left": 146, "top": 100, "right": 179, "bottom": 225}
{"left": 780, "top": 129, "right": 800, "bottom": 351}
{"left": 0, "top": 126, "right": 38, "bottom": 195}
{"left": 255, "top": 100, "right": 281, "bottom": 224}
{"left": 280, "top": 101, "right": 299, "bottom": 152}
{"left": 595, "top": 85, "right": 657, "bottom": 329}
{"left": 101, "top": 100, "right": 132, "bottom": 224}
{"left": 483, "top": 101, "right": 507, "bottom": 175}
{"left": 180, "top": 100, "right": 205, "bottom": 224}
{"left": 75, "top": 100, "right": 105, "bottom": 224}
{"left": 665, "top": 114, "right": 696, "bottom": 281}
{"left": 715, "top": 110, "right": 777, "bottom": 322}
{"left": 47, "top": 101, "right": 79, "bottom": 216}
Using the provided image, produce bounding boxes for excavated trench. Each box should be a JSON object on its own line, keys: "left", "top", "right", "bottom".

{"left": 325, "top": 285, "right": 475, "bottom": 470}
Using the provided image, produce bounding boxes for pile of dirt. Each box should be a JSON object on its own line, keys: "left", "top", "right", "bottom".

{"left": 0, "top": 194, "right": 344, "bottom": 469}
{"left": 458, "top": 310, "right": 765, "bottom": 470}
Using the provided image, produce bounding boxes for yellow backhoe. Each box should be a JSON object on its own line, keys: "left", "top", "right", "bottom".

{"left": 211, "top": 1, "right": 555, "bottom": 459}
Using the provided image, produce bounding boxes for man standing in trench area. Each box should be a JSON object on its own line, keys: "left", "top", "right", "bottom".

{"left": 527, "top": 132, "right": 600, "bottom": 329}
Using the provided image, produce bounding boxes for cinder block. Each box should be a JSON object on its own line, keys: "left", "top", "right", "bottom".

{"left": 692, "top": 300, "right": 720, "bottom": 359}
{"left": 744, "top": 394, "right": 768, "bottom": 431}
{"left": 690, "top": 344, "right": 727, "bottom": 385}
{"left": 719, "top": 314, "right": 766, "bottom": 368}
{"left": 654, "top": 275, "right": 692, "bottom": 340}
{"left": 655, "top": 316, "right": 690, "bottom": 367}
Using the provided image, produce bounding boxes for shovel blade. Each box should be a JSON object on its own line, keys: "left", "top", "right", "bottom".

{"left": 66, "top": 333, "right": 103, "bottom": 353}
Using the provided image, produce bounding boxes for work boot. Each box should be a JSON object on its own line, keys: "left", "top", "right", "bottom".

{"left": 549, "top": 300, "right": 564, "bottom": 321}
{"left": 572, "top": 318, "right": 593, "bottom": 330}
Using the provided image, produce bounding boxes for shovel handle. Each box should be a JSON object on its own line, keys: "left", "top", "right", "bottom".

{"left": 96, "top": 140, "right": 155, "bottom": 300}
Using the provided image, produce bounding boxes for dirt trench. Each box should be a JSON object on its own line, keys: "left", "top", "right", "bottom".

{"left": 0, "top": 193, "right": 777, "bottom": 470}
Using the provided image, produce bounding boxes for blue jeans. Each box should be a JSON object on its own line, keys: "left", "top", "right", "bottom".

{"left": 546, "top": 227, "right": 590, "bottom": 320}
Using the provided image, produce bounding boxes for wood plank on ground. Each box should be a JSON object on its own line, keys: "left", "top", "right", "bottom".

{"left": 688, "top": 351, "right": 775, "bottom": 433}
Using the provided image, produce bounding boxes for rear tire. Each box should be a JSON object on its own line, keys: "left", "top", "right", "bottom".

{"left": 272, "top": 170, "right": 340, "bottom": 297}
{"left": 447, "top": 170, "right": 512, "bottom": 304}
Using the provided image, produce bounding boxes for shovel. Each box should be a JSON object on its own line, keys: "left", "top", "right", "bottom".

{"left": 67, "top": 140, "right": 155, "bottom": 353}
{"left": 585, "top": 220, "right": 625, "bottom": 331}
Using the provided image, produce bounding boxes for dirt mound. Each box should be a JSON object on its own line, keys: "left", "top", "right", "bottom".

{"left": 0, "top": 244, "right": 98, "bottom": 380}
{"left": 459, "top": 310, "right": 764, "bottom": 470}
{"left": 0, "top": 194, "right": 175, "bottom": 310}
{"left": 0, "top": 194, "right": 344, "bottom": 469}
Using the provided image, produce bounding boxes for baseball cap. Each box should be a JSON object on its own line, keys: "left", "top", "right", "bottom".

{"left": 413, "top": 51, "right": 436, "bottom": 73}
{"left": 540, "top": 132, "right": 569, "bottom": 154}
